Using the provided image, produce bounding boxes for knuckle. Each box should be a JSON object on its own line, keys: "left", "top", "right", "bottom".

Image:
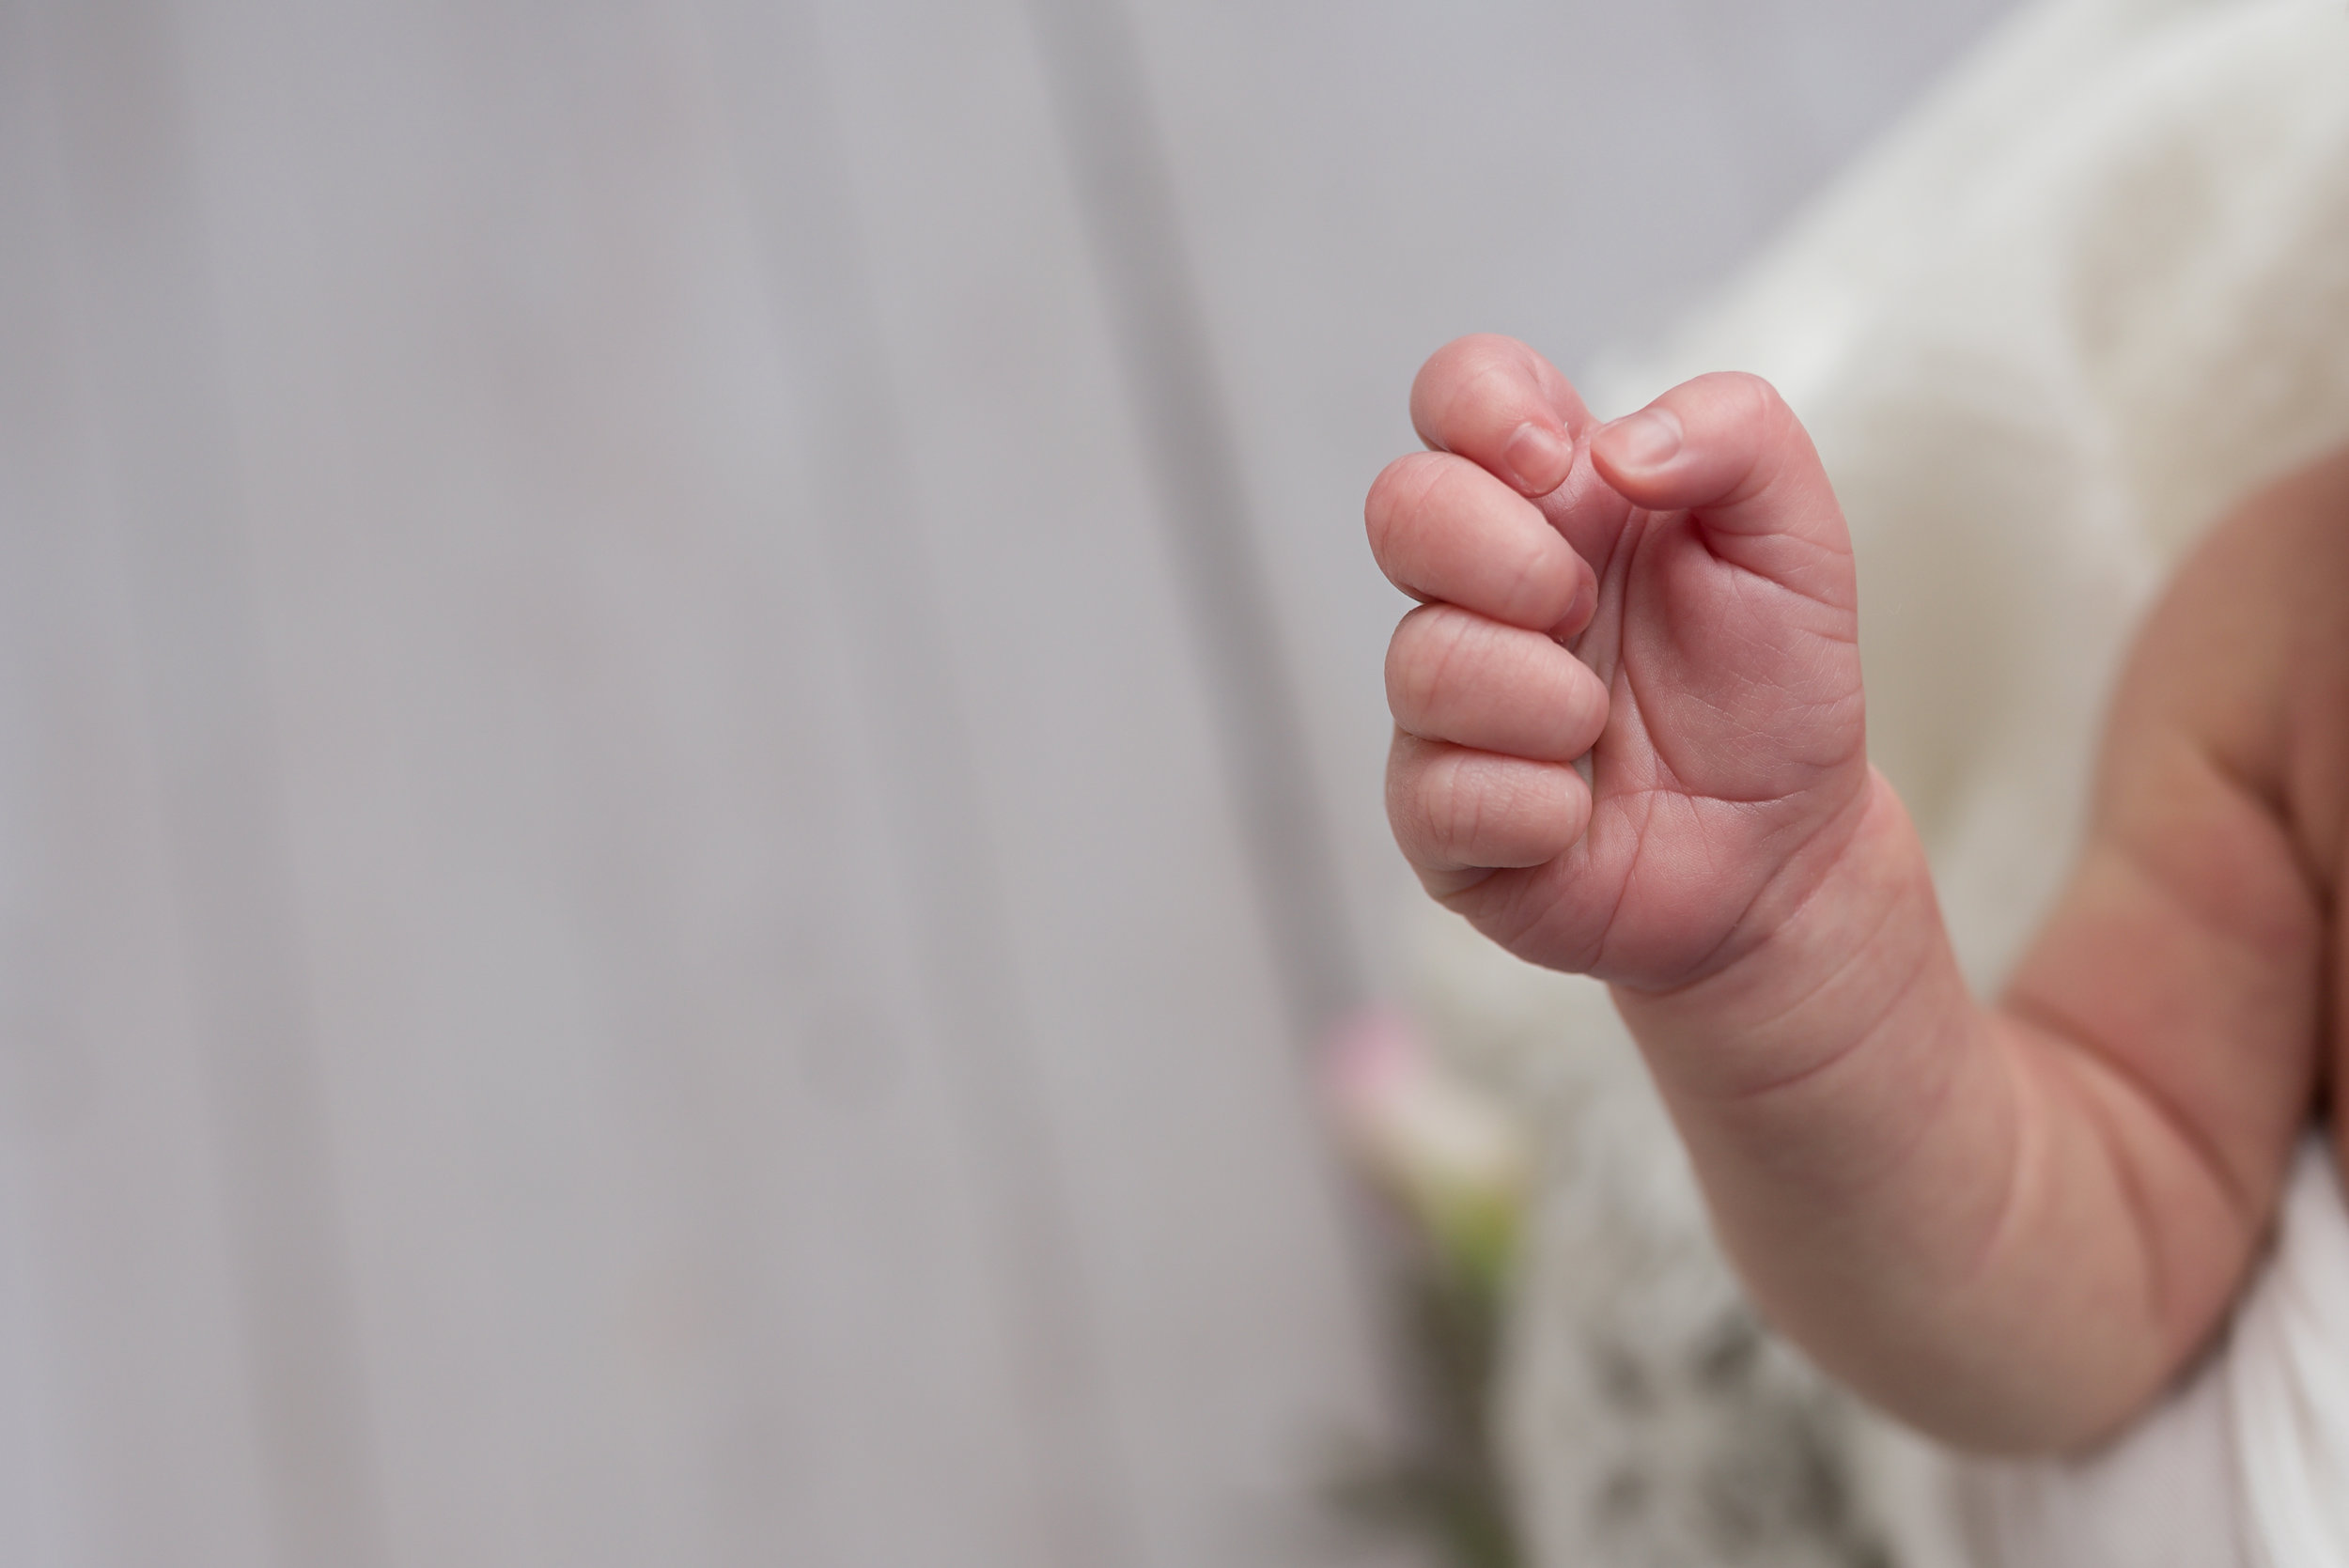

{"left": 1702, "top": 368, "right": 1782, "bottom": 416}
{"left": 1674, "top": 370, "right": 1800, "bottom": 509}
{"left": 1416, "top": 335, "right": 1532, "bottom": 444}
{"left": 1428, "top": 602, "right": 1479, "bottom": 666}
{"left": 1365, "top": 453, "right": 1449, "bottom": 559}
{"left": 1391, "top": 743, "right": 1459, "bottom": 859}
{"left": 1423, "top": 753, "right": 1485, "bottom": 860}
{"left": 1362, "top": 455, "right": 1410, "bottom": 537}
{"left": 1424, "top": 333, "right": 1519, "bottom": 388}
{"left": 1450, "top": 360, "right": 1527, "bottom": 435}
{"left": 1501, "top": 533, "right": 1561, "bottom": 625}
{"left": 1391, "top": 605, "right": 1476, "bottom": 724}
{"left": 1685, "top": 369, "right": 1786, "bottom": 440}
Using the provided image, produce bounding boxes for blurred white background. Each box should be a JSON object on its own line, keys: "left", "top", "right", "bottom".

{"left": 2, "top": 1, "right": 2015, "bottom": 1563}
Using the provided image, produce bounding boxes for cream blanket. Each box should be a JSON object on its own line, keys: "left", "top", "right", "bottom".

{"left": 1415, "top": 0, "right": 2349, "bottom": 1561}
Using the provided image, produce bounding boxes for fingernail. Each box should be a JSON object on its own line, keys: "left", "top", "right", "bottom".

{"left": 1501, "top": 421, "right": 1573, "bottom": 496}
{"left": 1600, "top": 408, "right": 1683, "bottom": 470}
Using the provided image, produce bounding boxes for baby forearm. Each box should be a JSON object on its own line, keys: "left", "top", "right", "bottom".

{"left": 1613, "top": 773, "right": 2247, "bottom": 1452}
{"left": 1371, "top": 339, "right": 2330, "bottom": 1455}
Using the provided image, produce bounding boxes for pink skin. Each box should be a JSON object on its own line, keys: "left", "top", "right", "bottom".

{"left": 1375, "top": 338, "right": 1869, "bottom": 989}
{"left": 1371, "top": 334, "right": 2333, "bottom": 1452}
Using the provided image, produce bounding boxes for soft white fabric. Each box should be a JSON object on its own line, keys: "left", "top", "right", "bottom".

{"left": 1955, "top": 1336, "right": 2245, "bottom": 1568}
{"left": 2233, "top": 1139, "right": 2349, "bottom": 1568}
{"left": 1425, "top": 1, "right": 2349, "bottom": 1563}
{"left": 1957, "top": 1140, "right": 2349, "bottom": 1568}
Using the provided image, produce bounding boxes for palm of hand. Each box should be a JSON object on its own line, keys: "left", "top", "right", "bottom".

{"left": 1501, "top": 486, "right": 1871, "bottom": 989}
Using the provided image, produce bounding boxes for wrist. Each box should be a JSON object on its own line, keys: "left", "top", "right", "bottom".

{"left": 1613, "top": 769, "right": 1961, "bottom": 1105}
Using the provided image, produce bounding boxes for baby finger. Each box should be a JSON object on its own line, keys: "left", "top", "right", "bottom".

{"left": 1387, "top": 732, "right": 1591, "bottom": 888}
{"left": 1387, "top": 603, "right": 1610, "bottom": 761}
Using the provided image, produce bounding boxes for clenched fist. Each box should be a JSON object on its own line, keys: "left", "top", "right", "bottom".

{"left": 1371, "top": 334, "right": 1873, "bottom": 991}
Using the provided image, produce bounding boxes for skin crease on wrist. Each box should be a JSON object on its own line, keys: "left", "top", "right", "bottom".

{"left": 1372, "top": 334, "right": 2349, "bottom": 1454}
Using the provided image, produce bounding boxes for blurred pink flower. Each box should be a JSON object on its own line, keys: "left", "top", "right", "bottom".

{"left": 1325, "top": 1005, "right": 1530, "bottom": 1297}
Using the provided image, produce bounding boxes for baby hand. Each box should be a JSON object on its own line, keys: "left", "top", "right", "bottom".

{"left": 1371, "top": 335, "right": 1874, "bottom": 991}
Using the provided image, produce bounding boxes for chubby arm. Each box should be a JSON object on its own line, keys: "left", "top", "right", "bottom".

{"left": 1374, "top": 335, "right": 2335, "bottom": 1452}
